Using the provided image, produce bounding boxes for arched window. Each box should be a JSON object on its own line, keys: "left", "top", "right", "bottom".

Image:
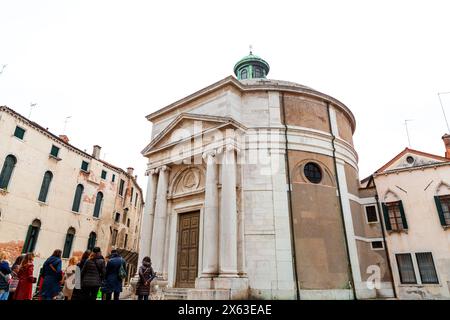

{"left": 240, "top": 69, "right": 248, "bottom": 80}
{"left": 38, "top": 171, "right": 53, "bottom": 202}
{"left": 62, "top": 227, "right": 76, "bottom": 258}
{"left": 87, "top": 232, "right": 97, "bottom": 250}
{"left": 0, "top": 155, "right": 17, "bottom": 190}
{"left": 253, "top": 66, "right": 262, "bottom": 78}
{"left": 72, "top": 184, "right": 84, "bottom": 212}
{"left": 93, "top": 192, "right": 103, "bottom": 218}
{"left": 22, "top": 219, "right": 41, "bottom": 253}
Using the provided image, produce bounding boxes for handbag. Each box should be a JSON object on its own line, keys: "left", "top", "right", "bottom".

{"left": 118, "top": 260, "right": 127, "bottom": 280}
{"left": 8, "top": 277, "right": 19, "bottom": 293}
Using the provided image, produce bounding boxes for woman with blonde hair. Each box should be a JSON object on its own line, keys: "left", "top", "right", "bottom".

{"left": 13, "top": 253, "right": 36, "bottom": 300}
{"left": 62, "top": 256, "right": 78, "bottom": 300}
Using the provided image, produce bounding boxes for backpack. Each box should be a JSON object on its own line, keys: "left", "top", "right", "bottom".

{"left": 118, "top": 260, "right": 127, "bottom": 280}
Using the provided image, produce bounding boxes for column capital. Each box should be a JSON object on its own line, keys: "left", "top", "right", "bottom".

{"left": 156, "top": 165, "right": 171, "bottom": 173}
{"left": 202, "top": 149, "right": 217, "bottom": 159}
{"left": 145, "top": 168, "right": 158, "bottom": 176}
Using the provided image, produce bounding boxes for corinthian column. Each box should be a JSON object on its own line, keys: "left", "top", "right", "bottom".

{"left": 201, "top": 150, "right": 219, "bottom": 278}
{"left": 137, "top": 169, "right": 157, "bottom": 264}
{"left": 219, "top": 145, "right": 238, "bottom": 276}
{"left": 150, "top": 165, "right": 170, "bottom": 275}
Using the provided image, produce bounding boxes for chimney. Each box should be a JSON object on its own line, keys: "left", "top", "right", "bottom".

{"left": 443, "top": 134, "right": 450, "bottom": 159}
{"left": 92, "top": 145, "right": 101, "bottom": 159}
{"left": 127, "top": 167, "right": 134, "bottom": 176}
{"left": 59, "top": 135, "right": 69, "bottom": 144}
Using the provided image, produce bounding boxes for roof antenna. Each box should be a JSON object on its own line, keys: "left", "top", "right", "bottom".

{"left": 404, "top": 119, "right": 413, "bottom": 148}
{"left": 29, "top": 102, "right": 37, "bottom": 119}
{"left": 0, "top": 64, "right": 7, "bottom": 75}
{"left": 249, "top": 44, "right": 253, "bottom": 55}
{"left": 438, "top": 92, "right": 450, "bottom": 133}
{"left": 63, "top": 116, "right": 72, "bottom": 134}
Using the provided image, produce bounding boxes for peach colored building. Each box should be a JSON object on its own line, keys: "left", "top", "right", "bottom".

{"left": 0, "top": 106, "right": 143, "bottom": 284}
{"left": 372, "top": 139, "right": 450, "bottom": 299}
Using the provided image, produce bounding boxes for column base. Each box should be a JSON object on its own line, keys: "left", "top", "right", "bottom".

{"left": 195, "top": 276, "right": 216, "bottom": 289}
{"left": 213, "top": 276, "right": 249, "bottom": 300}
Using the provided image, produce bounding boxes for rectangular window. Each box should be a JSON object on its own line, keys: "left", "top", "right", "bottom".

{"left": 124, "top": 234, "right": 128, "bottom": 248}
{"left": 114, "top": 212, "right": 120, "bottom": 223}
{"left": 386, "top": 201, "right": 406, "bottom": 231}
{"left": 127, "top": 218, "right": 130, "bottom": 227}
{"left": 81, "top": 161, "right": 89, "bottom": 172}
{"left": 435, "top": 195, "right": 450, "bottom": 226}
{"left": 112, "top": 229, "right": 118, "bottom": 246}
{"left": 112, "top": 174, "right": 116, "bottom": 182}
{"left": 50, "top": 145, "right": 60, "bottom": 158}
{"left": 365, "top": 205, "right": 378, "bottom": 223}
{"left": 416, "top": 252, "right": 439, "bottom": 284}
{"left": 14, "top": 126, "right": 25, "bottom": 140}
{"left": 130, "top": 187, "right": 134, "bottom": 204}
{"left": 119, "top": 179, "right": 125, "bottom": 196}
{"left": 396, "top": 253, "right": 417, "bottom": 284}
{"left": 371, "top": 241, "right": 384, "bottom": 250}
{"left": 135, "top": 194, "right": 138, "bottom": 207}
{"left": 101, "top": 170, "right": 107, "bottom": 180}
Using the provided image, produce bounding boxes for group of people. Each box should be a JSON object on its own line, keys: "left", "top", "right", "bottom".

{"left": 0, "top": 248, "right": 156, "bottom": 301}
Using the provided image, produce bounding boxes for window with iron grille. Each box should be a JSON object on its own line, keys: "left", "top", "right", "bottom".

{"left": 396, "top": 253, "right": 417, "bottom": 284}
{"left": 416, "top": 252, "right": 439, "bottom": 284}
{"left": 365, "top": 205, "right": 378, "bottom": 223}
{"left": 434, "top": 195, "right": 450, "bottom": 226}
{"left": 81, "top": 160, "right": 89, "bottom": 172}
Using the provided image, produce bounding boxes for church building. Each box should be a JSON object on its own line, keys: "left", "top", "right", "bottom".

{"left": 139, "top": 52, "right": 394, "bottom": 300}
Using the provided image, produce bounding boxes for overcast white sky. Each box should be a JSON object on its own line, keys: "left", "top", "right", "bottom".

{"left": 1, "top": 0, "right": 450, "bottom": 189}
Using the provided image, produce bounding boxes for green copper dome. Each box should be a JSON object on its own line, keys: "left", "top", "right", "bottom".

{"left": 233, "top": 51, "right": 270, "bottom": 80}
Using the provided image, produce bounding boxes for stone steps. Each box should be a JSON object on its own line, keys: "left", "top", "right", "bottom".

{"left": 162, "top": 288, "right": 189, "bottom": 300}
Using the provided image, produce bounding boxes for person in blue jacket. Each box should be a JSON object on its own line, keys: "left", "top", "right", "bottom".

{"left": 102, "top": 250, "right": 126, "bottom": 300}
{"left": 41, "top": 249, "right": 63, "bottom": 300}
{"left": 0, "top": 251, "right": 12, "bottom": 300}
{"left": 102, "top": 249, "right": 126, "bottom": 301}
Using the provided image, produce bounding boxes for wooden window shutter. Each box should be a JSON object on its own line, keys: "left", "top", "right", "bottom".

{"left": 434, "top": 196, "right": 447, "bottom": 226}
{"left": 382, "top": 203, "right": 392, "bottom": 231}
{"left": 22, "top": 225, "right": 33, "bottom": 253}
{"left": 398, "top": 201, "right": 408, "bottom": 230}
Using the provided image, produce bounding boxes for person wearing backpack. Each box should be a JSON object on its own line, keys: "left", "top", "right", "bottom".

{"left": 41, "top": 249, "right": 63, "bottom": 300}
{"left": 0, "top": 251, "right": 12, "bottom": 300}
{"left": 103, "top": 249, "right": 126, "bottom": 301}
{"left": 81, "top": 247, "right": 106, "bottom": 301}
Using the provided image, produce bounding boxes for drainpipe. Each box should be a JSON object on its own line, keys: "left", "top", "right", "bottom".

{"left": 280, "top": 92, "right": 301, "bottom": 300}
{"left": 326, "top": 102, "right": 358, "bottom": 300}
{"left": 373, "top": 177, "right": 398, "bottom": 299}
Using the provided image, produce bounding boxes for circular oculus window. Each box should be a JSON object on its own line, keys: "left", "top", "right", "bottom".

{"left": 304, "top": 162, "right": 322, "bottom": 184}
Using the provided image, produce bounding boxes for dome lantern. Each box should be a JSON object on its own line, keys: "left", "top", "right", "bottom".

{"left": 233, "top": 49, "right": 270, "bottom": 80}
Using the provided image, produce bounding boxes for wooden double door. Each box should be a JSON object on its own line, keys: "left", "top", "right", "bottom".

{"left": 176, "top": 211, "right": 200, "bottom": 288}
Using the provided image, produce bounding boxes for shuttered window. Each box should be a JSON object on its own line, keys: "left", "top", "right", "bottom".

{"left": 72, "top": 184, "right": 84, "bottom": 212}
{"left": 434, "top": 195, "right": 450, "bottom": 226}
{"left": 87, "top": 232, "right": 97, "bottom": 251}
{"left": 101, "top": 170, "right": 107, "bottom": 180}
{"left": 416, "top": 252, "right": 439, "bottom": 284}
{"left": 38, "top": 171, "right": 53, "bottom": 202}
{"left": 22, "top": 219, "right": 41, "bottom": 253}
{"left": 0, "top": 155, "right": 17, "bottom": 190}
{"left": 62, "top": 228, "right": 76, "bottom": 258}
{"left": 93, "top": 192, "right": 103, "bottom": 218}
{"left": 81, "top": 161, "right": 89, "bottom": 172}
{"left": 14, "top": 126, "right": 25, "bottom": 140}
{"left": 50, "top": 145, "right": 60, "bottom": 158}
{"left": 396, "top": 253, "right": 417, "bottom": 284}
{"left": 382, "top": 201, "right": 408, "bottom": 231}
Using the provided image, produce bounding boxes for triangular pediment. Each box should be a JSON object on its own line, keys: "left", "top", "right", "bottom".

{"left": 141, "top": 113, "right": 246, "bottom": 155}
{"left": 376, "top": 148, "right": 448, "bottom": 173}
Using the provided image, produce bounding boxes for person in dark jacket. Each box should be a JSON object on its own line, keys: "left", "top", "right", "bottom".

{"left": 0, "top": 251, "right": 12, "bottom": 300}
{"left": 102, "top": 250, "right": 126, "bottom": 300}
{"left": 135, "top": 257, "right": 156, "bottom": 301}
{"left": 81, "top": 247, "right": 105, "bottom": 300}
{"left": 71, "top": 250, "right": 91, "bottom": 301}
{"left": 41, "top": 249, "right": 63, "bottom": 300}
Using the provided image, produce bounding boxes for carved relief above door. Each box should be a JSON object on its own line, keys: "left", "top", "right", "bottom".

{"left": 171, "top": 167, "right": 205, "bottom": 198}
